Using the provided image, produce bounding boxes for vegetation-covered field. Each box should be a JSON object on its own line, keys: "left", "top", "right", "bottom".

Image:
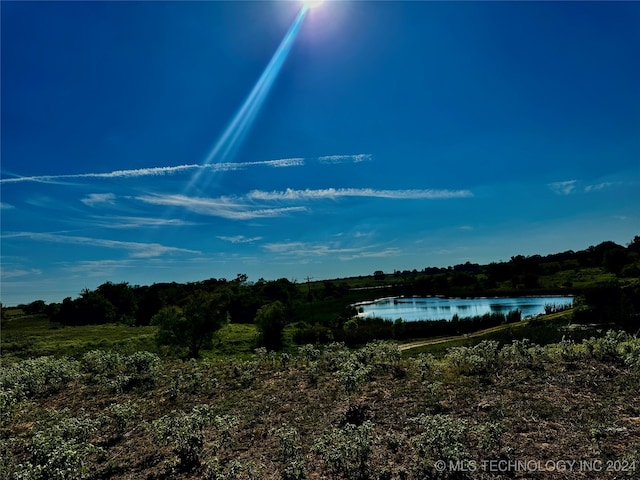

{"left": 2, "top": 330, "right": 640, "bottom": 479}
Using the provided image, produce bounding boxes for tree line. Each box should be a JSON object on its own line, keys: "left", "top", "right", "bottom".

{"left": 10, "top": 237, "right": 640, "bottom": 355}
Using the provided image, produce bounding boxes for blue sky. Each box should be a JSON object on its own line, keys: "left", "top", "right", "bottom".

{"left": 1, "top": 1, "right": 639, "bottom": 305}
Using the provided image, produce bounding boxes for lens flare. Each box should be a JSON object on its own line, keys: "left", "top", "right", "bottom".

{"left": 304, "top": 1, "right": 324, "bottom": 9}
{"left": 186, "top": 6, "right": 309, "bottom": 193}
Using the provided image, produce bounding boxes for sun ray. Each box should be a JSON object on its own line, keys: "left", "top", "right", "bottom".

{"left": 185, "top": 6, "right": 309, "bottom": 194}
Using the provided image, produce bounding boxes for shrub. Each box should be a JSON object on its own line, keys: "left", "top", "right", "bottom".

{"left": 444, "top": 340, "right": 499, "bottom": 375}
{"left": 334, "top": 358, "right": 373, "bottom": 395}
{"left": 413, "top": 353, "right": 436, "bottom": 382}
{"left": 80, "top": 350, "right": 123, "bottom": 375}
{"left": 322, "top": 342, "right": 351, "bottom": 372}
{"left": 411, "top": 414, "right": 468, "bottom": 478}
{"left": 312, "top": 421, "right": 374, "bottom": 479}
{"left": 297, "top": 344, "right": 320, "bottom": 364}
{"left": 0, "top": 388, "right": 21, "bottom": 426}
{"left": 277, "top": 426, "right": 307, "bottom": 480}
{"left": 80, "top": 350, "right": 159, "bottom": 392}
{"left": 15, "top": 410, "right": 101, "bottom": 480}
{"left": 499, "top": 339, "right": 540, "bottom": 367}
{"left": 149, "top": 405, "right": 236, "bottom": 470}
{"left": 1, "top": 356, "right": 79, "bottom": 399}
{"left": 106, "top": 401, "right": 139, "bottom": 433}
{"left": 356, "top": 340, "right": 401, "bottom": 369}
{"left": 231, "top": 359, "right": 259, "bottom": 388}
{"left": 619, "top": 338, "right": 640, "bottom": 371}
{"left": 584, "top": 329, "right": 630, "bottom": 361}
{"left": 164, "top": 360, "right": 219, "bottom": 399}
{"left": 475, "top": 421, "right": 504, "bottom": 454}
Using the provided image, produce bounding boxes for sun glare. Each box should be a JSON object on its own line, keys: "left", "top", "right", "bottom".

{"left": 304, "top": 1, "right": 324, "bottom": 10}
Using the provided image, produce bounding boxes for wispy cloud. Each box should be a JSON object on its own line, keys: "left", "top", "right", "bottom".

{"left": 548, "top": 180, "right": 577, "bottom": 195}
{"left": 81, "top": 193, "right": 116, "bottom": 207}
{"left": 318, "top": 154, "right": 372, "bottom": 163}
{"left": 263, "top": 241, "right": 361, "bottom": 257}
{"left": 584, "top": 182, "right": 613, "bottom": 193}
{"left": 338, "top": 247, "right": 401, "bottom": 261}
{"left": 262, "top": 240, "right": 401, "bottom": 261}
{"left": 217, "top": 235, "right": 263, "bottom": 244}
{"left": 248, "top": 187, "right": 473, "bottom": 201}
{"left": 0, "top": 202, "right": 14, "bottom": 209}
{"left": 137, "top": 194, "right": 307, "bottom": 220}
{"left": 2, "top": 232, "right": 199, "bottom": 258}
{"left": 549, "top": 180, "right": 622, "bottom": 195}
{"left": 0, "top": 268, "right": 42, "bottom": 279}
{"left": 62, "top": 259, "right": 136, "bottom": 277}
{"left": 92, "top": 216, "right": 197, "bottom": 229}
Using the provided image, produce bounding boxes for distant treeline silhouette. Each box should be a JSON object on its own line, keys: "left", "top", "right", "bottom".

{"left": 10, "top": 237, "right": 640, "bottom": 341}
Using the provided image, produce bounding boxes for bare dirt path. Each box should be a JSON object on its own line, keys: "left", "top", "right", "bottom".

{"left": 398, "top": 310, "right": 572, "bottom": 351}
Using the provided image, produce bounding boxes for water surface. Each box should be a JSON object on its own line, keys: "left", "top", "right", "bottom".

{"left": 356, "top": 296, "right": 573, "bottom": 322}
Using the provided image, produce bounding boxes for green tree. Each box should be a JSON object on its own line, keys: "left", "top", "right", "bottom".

{"left": 96, "top": 281, "right": 138, "bottom": 323}
{"left": 152, "top": 288, "right": 230, "bottom": 358}
{"left": 255, "top": 301, "right": 286, "bottom": 351}
{"left": 24, "top": 300, "right": 47, "bottom": 315}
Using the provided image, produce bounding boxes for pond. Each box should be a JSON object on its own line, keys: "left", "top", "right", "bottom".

{"left": 355, "top": 295, "right": 573, "bottom": 322}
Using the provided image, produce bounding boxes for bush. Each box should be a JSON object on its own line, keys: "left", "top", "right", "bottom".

{"left": 231, "top": 359, "right": 259, "bottom": 388}
{"left": 356, "top": 340, "right": 401, "bottom": 369}
{"left": 1, "top": 356, "right": 80, "bottom": 399}
{"left": 584, "top": 330, "right": 630, "bottom": 361}
{"left": 15, "top": 410, "right": 101, "bottom": 480}
{"left": 80, "top": 350, "right": 159, "bottom": 392}
{"left": 105, "top": 401, "right": 139, "bottom": 433}
{"left": 297, "top": 344, "right": 320, "bottom": 364}
{"left": 149, "top": 405, "right": 237, "bottom": 470}
{"left": 411, "top": 414, "right": 468, "bottom": 478}
{"left": 277, "top": 426, "right": 307, "bottom": 480}
{"left": 619, "top": 338, "right": 640, "bottom": 370}
{"left": 444, "top": 340, "right": 499, "bottom": 375}
{"left": 334, "top": 359, "right": 373, "bottom": 395}
{"left": 321, "top": 342, "right": 351, "bottom": 372}
{"left": 499, "top": 339, "right": 540, "bottom": 367}
{"left": 412, "top": 353, "right": 436, "bottom": 382}
{"left": 312, "top": 421, "right": 374, "bottom": 479}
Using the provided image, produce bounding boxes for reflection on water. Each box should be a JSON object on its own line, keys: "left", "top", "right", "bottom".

{"left": 356, "top": 296, "right": 573, "bottom": 322}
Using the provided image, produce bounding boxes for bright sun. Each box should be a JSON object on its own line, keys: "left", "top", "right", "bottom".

{"left": 304, "top": 0, "right": 324, "bottom": 9}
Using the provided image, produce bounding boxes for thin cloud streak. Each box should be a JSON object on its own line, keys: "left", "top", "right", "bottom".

{"left": 0, "top": 157, "right": 306, "bottom": 184}
{"left": 338, "top": 247, "right": 402, "bottom": 261}
{"left": 217, "top": 235, "right": 263, "bottom": 244}
{"left": 318, "top": 154, "right": 372, "bottom": 163}
{"left": 584, "top": 182, "right": 614, "bottom": 193}
{"left": 263, "top": 241, "right": 361, "bottom": 257}
{"left": 0, "top": 268, "right": 42, "bottom": 279}
{"left": 92, "top": 216, "right": 197, "bottom": 229}
{"left": 0, "top": 155, "right": 378, "bottom": 185}
{"left": 137, "top": 194, "right": 307, "bottom": 220}
{"left": 248, "top": 187, "right": 473, "bottom": 201}
{"left": 2, "top": 232, "right": 199, "bottom": 258}
{"left": 262, "top": 241, "right": 401, "bottom": 261}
